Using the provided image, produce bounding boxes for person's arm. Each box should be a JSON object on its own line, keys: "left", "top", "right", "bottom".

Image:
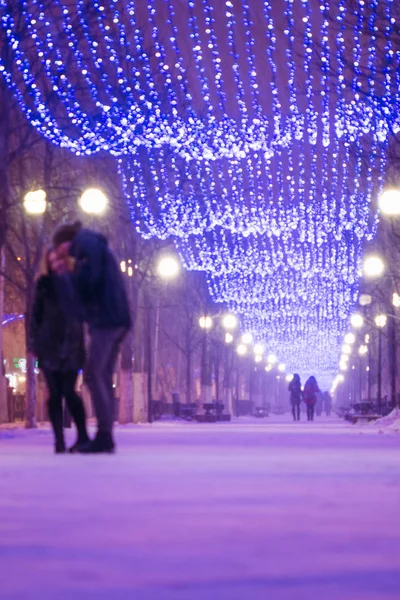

{"left": 69, "top": 230, "right": 105, "bottom": 290}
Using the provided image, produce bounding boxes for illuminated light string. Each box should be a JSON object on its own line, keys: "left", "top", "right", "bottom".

{"left": 120, "top": 133, "right": 383, "bottom": 241}
{"left": 1, "top": 0, "right": 398, "bottom": 388}
{"left": 2, "top": 314, "right": 24, "bottom": 326}
{"left": 0, "top": 2, "right": 398, "bottom": 159}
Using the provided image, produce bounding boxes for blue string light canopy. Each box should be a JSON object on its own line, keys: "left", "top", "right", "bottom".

{"left": 1, "top": 0, "right": 399, "bottom": 388}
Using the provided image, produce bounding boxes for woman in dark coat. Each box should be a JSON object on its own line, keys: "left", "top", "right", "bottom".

{"left": 29, "top": 249, "right": 89, "bottom": 453}
{"left": 303, "top": 376, "right": 320, "bottom": 422}
{"left": 288, "top": 373, "right": 302, "bottom": 421}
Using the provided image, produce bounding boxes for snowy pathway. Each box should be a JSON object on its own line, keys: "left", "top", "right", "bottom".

{"left": 0, "top": 416, "right": 399, "bottom": 600}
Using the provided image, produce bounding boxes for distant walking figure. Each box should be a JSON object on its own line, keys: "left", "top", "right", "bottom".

{"left": 53, "top": 222, "right": 131, "bottom": 453}
{"left": 323, "top": 391, "right": 332, "bottom": 416}
{"left": 29, "top": 249, "right": 89, "bottom": 453}
{"left": 288, "top": 373, "right": 302, "bottom": 421}
{"left": 315, "top": 390, "right": 324, "bottom": 417}
{"left": 303, "top": 376, "right": 320, "bottom": 422}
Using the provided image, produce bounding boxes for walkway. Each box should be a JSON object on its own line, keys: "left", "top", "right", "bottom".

{"left": 0, "top": 416, "right": 399, "bottom": 599}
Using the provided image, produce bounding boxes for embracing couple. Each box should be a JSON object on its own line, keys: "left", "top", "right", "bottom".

{"left": 29, "top": 222, "right": 131, "bottom": 454}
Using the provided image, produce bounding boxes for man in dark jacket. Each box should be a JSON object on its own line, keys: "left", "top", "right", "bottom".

{"left": 53, "top": 222, "right": 131, "bottom": 453}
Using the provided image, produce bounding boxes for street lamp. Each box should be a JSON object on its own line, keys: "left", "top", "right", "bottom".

{"left": 225, "top": 332, "right": 234, "bottom": 344}
{"left": 344, "top": 333, "right": 355, "bottom": 345}
{"left": 351, "top": 313, "right": 364, "bottom": 328}
{"left": 374, "top": 313, "right": 387, "bottom": 414}
{"left": 374, "top": 314, "right": 387, "bottom": 328}
{"left": 392, "top": 292, "right": 400, "bottom": 308}
{"left": 358, "top": 345, "right": 368, "bottom": 356}
{"left": 363, "top": 254, "right": 385, "bottom": 278}
{"left": 23, "top": 189, "right": 47, "bottom": 214}
{"left": 222, "top": 314, "right": 238, "bottom": 331}
{"left": 236, "top": 343, "right": 247, "bottom": 356}
{"left": 342, "top": 344, "right": 351, "bottom": 354}
{"left": 79, "top": 188, "right": 108, "bottom": 214}
{"left": 359, "top": 293, "right": 372, "bottom": 307}
{"left": 153, "top": 255, "right": 181, "bottom": 415}
{"left": 277, "top": 363, "right": 285, "bottom": 372}
{"left": 378, "top": 188, "right": 400, "bottom": 215}
{"left": 241, "top": 332, "right": 253, "bottom": 345}
{"left": 157, "top": 255, "right": 180, "bottom": 279}
{"left": 267, "top": 353, "right": 277, "bottom": 365}
{"left": 199, "top": 315, "right": 213, "bottom": 330}
{"left": 285, "top": 374, "right": 293, "bottom": 382}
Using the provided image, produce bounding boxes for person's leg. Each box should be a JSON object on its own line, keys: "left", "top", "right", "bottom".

{"left": 311, "top": 405, "right": 315, "bottom": 421}
{"left": 296, "top": 404, "right": 300, "bottom": 421}
{"left": 84, "top": 327, "right": 126, "bottom": 452}
{"left": 62, "top": 371, "right": 89, "bottom": 447}
{"left": 292, "top": 404, "right": 296, "bottom": 421}
{"left": 104, "top": 332, "right": 125, "bottom": 427}
{"left": 307, "top": 405, "right": 311, "bottom": 421}
{"left": 43, "top": 370, "right": 65, "bottom": 452}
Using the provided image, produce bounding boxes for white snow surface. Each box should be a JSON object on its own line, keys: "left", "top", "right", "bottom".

{"left": 371, "top": 408, "right": 400, "bottom": 432}
{"left": 0, "top": 415, "right": 400, "bottom": 600}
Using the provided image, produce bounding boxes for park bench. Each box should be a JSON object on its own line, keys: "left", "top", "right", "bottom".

{"left": 254, "top": 406, "right": 269, "bottom": 418}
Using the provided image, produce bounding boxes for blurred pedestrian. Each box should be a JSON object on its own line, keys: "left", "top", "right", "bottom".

{"left": 29, "top": 248, "right": 89, "bottom": 453}
{"left": 323, "top": 391, "right": 332, "bottom": 416}
{"left": 53, "top": 222, "right": 131, "bottom": 453}
{"left": 288, "top": 373, "right": 302, "bottom": 421}
{"left": 303, "top": 376, "right": 320, "bottom": 422}
{"left": 315, "top": 390, "right": 324, "bottom": 417}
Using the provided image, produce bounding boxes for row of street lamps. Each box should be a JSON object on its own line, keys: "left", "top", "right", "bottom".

{"left": 198, "top": 313, "right": 288, "bottom": 377}
{"left": 333, "top": 186, "right": 400, "bottom": 407}
{"left": 23, "top": 187, "right": 109, "bottom": 215}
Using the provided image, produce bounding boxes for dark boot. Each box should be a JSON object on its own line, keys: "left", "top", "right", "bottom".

{"left": 79, "top": 431, "right": 115, "bottom": 454}
{"left": 55, "top": 440, "right": 66, "bottom": 454}
{"left": 67, "top": 394, "right": 90, "bottom": 453}
{"left": 69, "top": 435, "right": 90, "bottom": 454}
{"left": 48, "top": 401, "right": 65, "bottom": 454}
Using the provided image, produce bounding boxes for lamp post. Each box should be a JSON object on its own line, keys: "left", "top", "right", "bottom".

{"left": 235, "top": 341, "right": 248, "bottom": 417}
{"left": 358, "top": 344, "right": 368, "bottom": 403}
{"left": 377, "top": 187, "right": 400, "bottom": 409}
{"left": 221, "top": 314, "right": 238, "bottom": 417}
{"left": 154, "top": 254, "right": 180, "bottom": 401}
{"left": 362, "top": 253, "right": 398, "bottom": 410}
{"left": 374, "top": 314, "right": 387, "bottom": 414}
{"left": 199, "top": 314, "right": 213, "bottom": 411}
{"left": 22, "top": 189, "right": 48, "bottom": 428}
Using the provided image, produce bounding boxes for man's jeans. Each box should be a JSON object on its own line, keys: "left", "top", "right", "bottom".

{"left": 85, "top": 327, "right": 127, "bottom": 434}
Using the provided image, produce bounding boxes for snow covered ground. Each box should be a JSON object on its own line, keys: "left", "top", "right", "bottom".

{"left": 0, "top": 415, "right": 399, "bottom": 600}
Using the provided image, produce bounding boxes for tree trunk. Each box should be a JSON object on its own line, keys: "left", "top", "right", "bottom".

{"left": 132, "top": 303, "right": 146, "bottom": 424}
{"left": 24, "top": 291, "right": 37, "bottom": 428}
{"left": 200, "top": 332, "right": 212, "bottom": 408}
{"left": 223, "top": 345, "right": 233, "bottom": 416}
{"left": 0, "top": 79, "right": 10, "bottom": 423}
{"left": 0, "top": 245, "right": 7, "bottom": 423}
{"left": 119, "top": 331, "right": 133, "bottom": 424}
{"left": 185, "top": 339, "right": 192, "bottom": 404}
{"left": 25, "top": 352, "right": 37, "bottom": 429}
